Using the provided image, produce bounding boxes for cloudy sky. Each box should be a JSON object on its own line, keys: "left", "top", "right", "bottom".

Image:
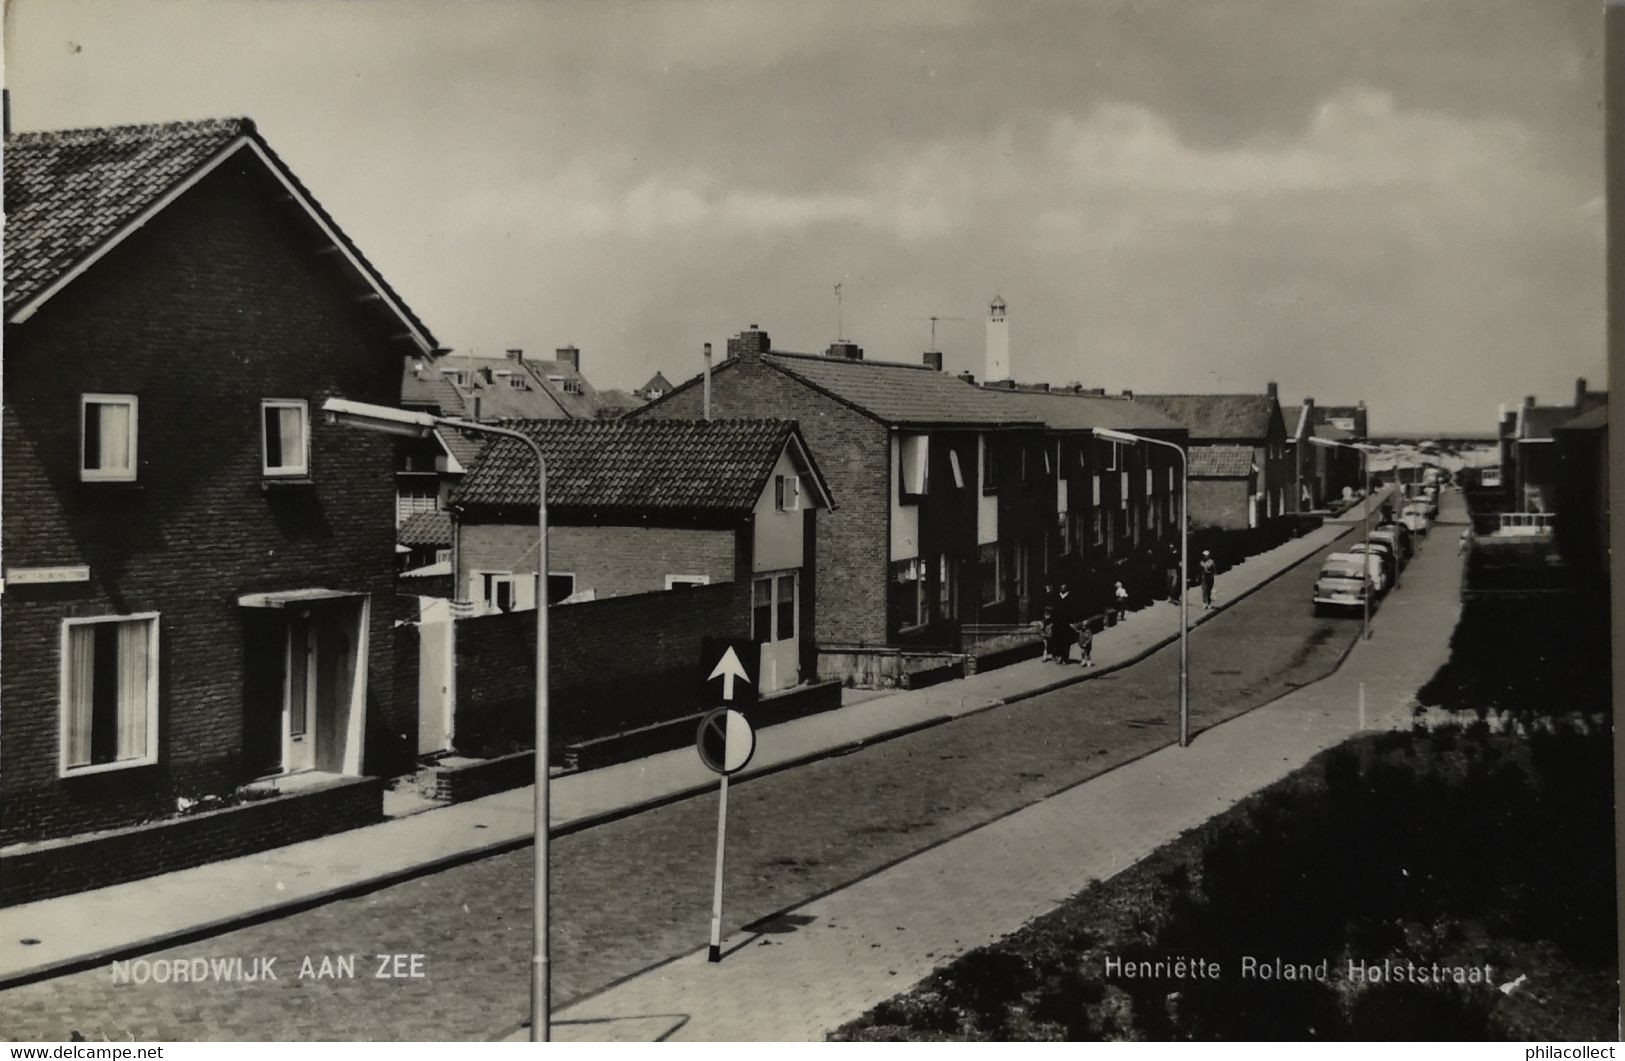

{"left": 5, "top": 0, "right": 1605, "bottom": 432}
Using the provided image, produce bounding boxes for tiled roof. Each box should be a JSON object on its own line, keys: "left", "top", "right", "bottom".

{"left": 1188, "top": 445, "right": 1255, "bottom": 478}
{"left": 1558, "top": 405, "right": 1608, "bottom": 432}
{"left": 1134, "top": 394, "right": 1279, "bottom": 441}
{"left": 763, "top": 352, "right": 1040, "bottom": 427}
{"left": 594, "top": 389, "right": 643, "bottom": 417}
{"left": 401, "top": 369, "right": 469, "bottom": 416}
{"left": 639, "top": 371, "right": 674, "bottom": 394}
{"left": 398, "top": 510, "right": 452, "bottom": 547}
{"left": 5, "top": 118, "right": 436, "bottom": 347}
{"left": 454, "top": 418, "right": 825, "bottom": 514}
{"left": 1520, "top": 405, "right": 1577, "bottom": 440}
{"left": 435, "top": 428, "right": 485, "bottom": 471}
{"left": 977, "top": 386, "right": 1185, "bottom": 433}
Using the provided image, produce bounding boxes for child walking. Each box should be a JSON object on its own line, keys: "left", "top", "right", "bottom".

{"left": 1074, "top": 619, "right": 1094, "bottom": 667}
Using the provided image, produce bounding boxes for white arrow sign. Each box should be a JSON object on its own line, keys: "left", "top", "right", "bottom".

{"left": 707, "top": 645, "right": 752, "bottom": 701}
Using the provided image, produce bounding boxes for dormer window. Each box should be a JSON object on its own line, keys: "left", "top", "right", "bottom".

{"left": 507, "top": 376, "right": 528, "bottom": 390}
{"left": 562, "top": 380, "right": 582, "bottom": 394}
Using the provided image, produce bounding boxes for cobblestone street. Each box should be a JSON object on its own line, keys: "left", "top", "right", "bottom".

{"left": 1, "top": 531, "right": 1380, "bottom": 1041}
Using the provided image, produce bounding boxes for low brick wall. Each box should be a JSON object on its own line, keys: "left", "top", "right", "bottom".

{"left": 0, "top": 775, "right": 384, "bottom": 906}
{"left": 818, "top": 645, "right": 966, "bottom": 690}
{"left": 425, "top": 751, "right": 536, "bottom": 805}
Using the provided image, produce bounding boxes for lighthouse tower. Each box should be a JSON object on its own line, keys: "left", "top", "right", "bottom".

{"left": 986, "top": 294, "right": 1010, "bottom": 382}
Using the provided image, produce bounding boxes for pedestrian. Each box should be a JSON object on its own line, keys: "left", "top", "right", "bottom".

{"left": 1114, "top": 580, "right": 1129, "bottom": 617}
{"left": 1074, "top": 618, "right": 1094, "bottom": 667}
{"left": 1199, "top": 550, "right": 1217, "bottom": 610}
{"left": 1165, "top": 542, "right": 1181, "bottom": 602}
{"left": 1038, "top": 605, "right": 1055, "bottom": 662}
{"left": 1049, "top": 582, "right": 1077, "bottom": 663}
{"left": 1458, "top": 527, "right": 1471, "bottom": 555}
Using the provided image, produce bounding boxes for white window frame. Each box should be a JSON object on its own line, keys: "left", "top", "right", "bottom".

{"left": 899, "top": 433, "right": 930, "bottom": 498}
{"left": 261, "top": 399, "right": 311, "bottom": 478}
{"left": 978, "top": 541, "right": 1003, "bottom": 606}
{"left": 751, "top": 570, "right": 799, "bottom": 641}
{"left": 59, "top": 613, "right": 161, "bottom": 777}
{"left": 1106, "top": 441, "right": 1123, "bottom": 471}
{"left": 79, "top": 393, "right": 139, "bottom": 482}
{"left": 892, "top": 558, "right": 928, "bottom": 632}
{"left": 665, "top": 574, "right": 711, "bottom": 589}
{"left": 475, "top": 570, "right": 518, "bottom": 612}
{"left": 774, "top": 474, "right": 801, "bottom": 512}
{"left": 949, "top": 450, "right": 965, "bottom": 489}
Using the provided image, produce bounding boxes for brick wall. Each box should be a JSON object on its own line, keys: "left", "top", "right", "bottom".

{"left": 1188, "top": 478, "right": 1253, "bottom": 530}
{"left": 2, "top": 156, "right": 410, "bottom": 844}
{"left": 457, "top": 521, "right": 737, "bottom": 600}
{"left": 0, "top": 775, "right": 384, "bottom": 906}
{"left": 634, "top": 360, "right": 892, "bottom": 645}
{"left": 453, "top": 576, "right": 752, "bottom": 757}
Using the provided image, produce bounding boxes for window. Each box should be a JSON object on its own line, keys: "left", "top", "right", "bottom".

{"left": 1019, "top": 446, "right": 1031, "bottom": 482}
{"left": 1092, "top": 475, "right": 1101, "bottom": 506}
{"left": 899, "top": 434, "right": 929, "bottom": 499}
{"left": 396, "top": 485, "right": 437, "bottom": 525}
{"left": 562, "top": 379, "right": 583, "bottom": 395}
{"left": 1146, "top": 468, "right": 1154, "bottom": 496}
{"left": 1120, "top": 471, "right": 1130, "bottom": 508}
{"left": 261, "top": 400, "right": 309, "bottom": 477}
{"left": 1093, "top": 507, "right": 1104, "bottom": 546}
{"left": 981, "top": 437, "right": 999, "bottom": 494}
{"left": 775, "top": 474, "right": 801, "bottom": 512}
{"left": 1169, "top": 467, "right": 1176, "bottom": 492}
{"left": 507, "top": 376, "right": 528, "bottom": 390}
{"left": 938, "top": 554, "right": 956, "bottom": 618}
{"left": 479, "top": 572, "right": 516, "bottom": 612}
{"left": 891, "top": 559, "right": 927, "bottom": 631}
{"left": 775, "top": 573, "right": 796, "bottom": 641}
{"left": 978, "top": 542, "right": 1002, "bottom": 605}
{"left": 665, "top": 574, "right": 711, "bottom": 589}
{"left": 753, "top": 577, "right": 773, "bottom": 639}
{"left": 434, "top": 548, "right": 452, "bottom": 564}
{"left": 60, "top": 614, "right": 159, "bottom": 775}
{"left": 80, "top": 394, "right": 138, "bottom": 481}
{"left": 1106, "top": 441, "right": 1123, "bottom": 471}
{"left": 1013, "top": 541, "right": 1028, "bottom": 601}
{"left": 548, "top": 573, "right": 577, "bottom": 604}
{"left": 949, "top": 449, "right": 965, "bottom": 489}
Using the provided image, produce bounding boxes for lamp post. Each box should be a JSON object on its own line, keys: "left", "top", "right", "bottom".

{"left": 323, "top": 397, "right": 553, "bottom": 1041}
{"left": 1095, "top": 428, "right": 1189, "bottom": 747}
{"left": 1310, "top": 437, "right": 1378, "bottom": 641}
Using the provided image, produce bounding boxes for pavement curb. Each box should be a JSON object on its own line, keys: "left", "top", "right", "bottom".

{"left": 0, "top": 713, "right": 958, "bottom": 993}
{"left": 0, "top": 521, "right": 1364, "bottom": 993}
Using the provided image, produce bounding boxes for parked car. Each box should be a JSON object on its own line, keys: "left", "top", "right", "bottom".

{"left": 1343, "top": 542, "right": 1396, "bottom": 590}
{"left": 1372, "top": 522, "right": 1412, "bottom": 563}
{"left": 1329, "top": 550, "right": 1387, "bottom": 595}
{"left": 1422, "top": 486, "right": 1440, "bottom": 517}
{"left": 1313, "top": 556, "right": 1374, "bottom": 617}
{"left": 1401, "top": 502, "right": 1431, "bottom": 536}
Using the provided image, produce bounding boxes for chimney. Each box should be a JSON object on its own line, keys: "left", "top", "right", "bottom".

{"left": 1575, "top": 377, "right": 1588, "bottom": 409}
{"left": 922, "top": 350, "right": 943, "bottom": 371}
{"left": 958, "top": 370, "right": 977, "bottom": 384}
{"left": 555, "top": 345, "right": 580, "bottom": 372}
{"left": 985, "top": 295, "right": 1010, "bottom": 382}
{"left": 702, "top": 342, "right": 713, "bottom": 421}
{"left": 3, "top": 89, "right": 10, "bottom": 138}
{"left": 1121, "top": 389, "right": 1133, "bottom": 399}
{"left": 1266, "top": 380, "right": 1278, "bottom": 400}
{"left": 479, "top": 367, "right": 494, "bottom": 385}
{"left": 471, "top": 395, "right": 482, "bottom": 421}
{"left": 825, "top": 340, "right": 864, "bottom": 361}
{"left": 506, "top": 348, "right": 524, "bottom": 362}
{"left": 727, "top": 324, "right": 771, "bottom": 361}
{"left": 1524, "top": 395, "right": 1536, "bottom": 409}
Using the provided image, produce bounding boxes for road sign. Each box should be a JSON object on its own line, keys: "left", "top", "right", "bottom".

{"left": 695, "top": 708, "right": 755, "bottom": 775}
{"left": 699, "top": 637, "right": 758, "bottom": 710}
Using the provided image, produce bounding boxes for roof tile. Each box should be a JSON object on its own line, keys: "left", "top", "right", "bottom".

{"left": 1188, "top": 445, "right": 1254, "bottom": 477}
{"left": 1135, "top": 394, "right": 1278, "bottom": 440}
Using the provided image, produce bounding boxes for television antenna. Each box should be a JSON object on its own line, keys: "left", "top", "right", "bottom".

{"left": 906, "top": 315, "right": 965, "bottom": 349}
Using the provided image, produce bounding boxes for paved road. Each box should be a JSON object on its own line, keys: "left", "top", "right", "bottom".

{"left": 1, "top": 527, "right": 1399, "bottom": 1042}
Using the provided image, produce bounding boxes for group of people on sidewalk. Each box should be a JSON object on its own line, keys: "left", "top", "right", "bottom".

{"left": 1037, "top": 548, "right": 1220, "bottom": 665}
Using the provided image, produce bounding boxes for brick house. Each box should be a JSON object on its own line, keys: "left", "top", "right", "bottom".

{"left": 632, "top": 326, "right": 1186, "bottom": 667}
{"left": 1135, "top": 386, "right": 1294, "bottom": 531}
{"left": 2, "top": 118, "right": 435, "bottom": 847}
{"left": 1501, "top": 379, "right": 1607, "bottom": 514}
{"left": 1289, "top": 398, "right": 1367, "bottom": 509}
{"left": 449, "top": 417, "right": 834, "bottom": 694}
{"left": 1552, "top": 404, "right": 1609, "bottom": 583}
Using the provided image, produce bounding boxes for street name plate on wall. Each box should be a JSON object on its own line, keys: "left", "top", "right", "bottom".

{"left": 6, "top": 565, "right": 91, "bottom": 585}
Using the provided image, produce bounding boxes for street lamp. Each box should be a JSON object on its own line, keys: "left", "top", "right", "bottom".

{"left": 323, "top": 397, "right": 554, "bottom": 1041}
{"left": 1310, "top": 437, "right": 1379, "bottom": 641}
{"left": 1095, "top": 427, "right": 1189, "bottom": 747}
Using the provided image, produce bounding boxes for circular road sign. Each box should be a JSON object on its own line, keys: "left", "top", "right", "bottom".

{"left": 696, "top": 708, "right": 755, "bottom": 775}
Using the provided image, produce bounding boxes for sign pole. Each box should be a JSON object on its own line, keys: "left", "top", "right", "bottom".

{"left": 708, "top": 772, "right": 729, "bottom": 962}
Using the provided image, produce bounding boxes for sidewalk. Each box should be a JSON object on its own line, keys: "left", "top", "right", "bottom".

{"left": 538, "top": 489, "right": 1461, "bottom": 1041}
{"left": 0, "top": 497, "right": 1384, "bottom": 990}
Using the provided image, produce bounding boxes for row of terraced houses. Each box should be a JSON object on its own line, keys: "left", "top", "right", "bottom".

{"left": 0, "top": 116, "right": 1366, "bottom": 900}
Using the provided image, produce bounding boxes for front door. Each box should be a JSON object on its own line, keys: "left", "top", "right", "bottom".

{"left": 284, "top": 610, "right": 318, "bottom": 773}
{"left": 282, "top": 601, "right": 365, "bottom": 775}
